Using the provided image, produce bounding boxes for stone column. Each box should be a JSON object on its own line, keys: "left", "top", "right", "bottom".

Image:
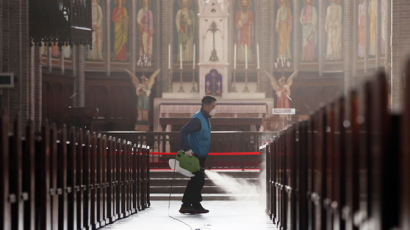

{"left": 364, "top": 0, "right": 369, "bottom": 72}
{"left": 34, "top": 47, "right": 42, "bottom": 131}
{"left": 131, "top": 0, "right": 137, "bottom": 74}
{"left": 293, "top": 0, "right": 300, "bottom": 71}
{"left": 343, "top": 0, "right": 354, "bottom": 94}
{"left": 160, "top": 0, "right": 174, "bottom": 93}
{"left": 384, "top": 0, "right": 391, "bottom": 71}
{"left": 318, "top": 0, "right": 325, "bottom": 75}
{"left": 352, "top": 1, "right": 358, "bottom": 79}
{"left": 29, "top": 46, "right": 35, "bottom": 121}
{"left": 105, "top": 0, "right": 111, "bottom": 76}
{"left": 259, "top": 0, "right": 274, "bottom": 96}
{"left": 154, "top": 0, "right": 162, "bottom": 96}
{"left": 78, "top": 45, "right": 85, "bottom": 107}
{"left": 375, "top": 0, "right": 381, "bottom": 68}
{"left": 72, "top": 45, "right": 79, "bottom": 106}
{"left": 391, "top": 0, "right": 410, "bottom": 112}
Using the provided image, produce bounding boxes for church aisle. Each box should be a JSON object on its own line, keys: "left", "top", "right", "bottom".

{"left": 103, "top": 200, "right": 277, "bottom": 230}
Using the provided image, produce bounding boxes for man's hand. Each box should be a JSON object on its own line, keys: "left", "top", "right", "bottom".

{"left": 184, "top": 149, "right": 193, "bottom": 157}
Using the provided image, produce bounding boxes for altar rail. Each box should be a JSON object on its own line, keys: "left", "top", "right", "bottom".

{"left": 262, "top": 66, "right": 410, "bottom": 230}
{"left": 0, "top": 115, "right": 150, "bottom": 230}
{"left": 102, "top": 131, "right": 277, "bottom": 169}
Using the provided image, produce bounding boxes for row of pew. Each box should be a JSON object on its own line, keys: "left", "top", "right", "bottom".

{"left": 0, "top": 114, "right": 150, "bottom": 230}
{"left": 264, "top": 64, "right": 410, "bottom": 230}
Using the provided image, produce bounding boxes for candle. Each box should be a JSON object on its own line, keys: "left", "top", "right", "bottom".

{"left": 233, "top": 44, "right": 237, "bottom": 70}
{"left": 168, "top": 44, "right": 171, "bottom": 70}
{"left": 179, "top": 44, "right": 183, "bottom": 70}
{"left": 245, "top": 44, "right": 248, "bottom": 70}
{"left": 193, "top": 43, "right": 196, "bottom": 70}
{"left": 257, "top": 43, "right": 260, "bottom": 70}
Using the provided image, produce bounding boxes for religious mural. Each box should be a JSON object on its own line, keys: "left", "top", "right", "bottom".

{"left": 87, "top": 0, "right": 104, "bottom": 60}
{"left": 112, "top": 0, "right": 130, "bottom": 61}
{"left": 300, "top": 0, "right": 318, "bottom": 62}
{"left": 137, "top": 0, "right": 154, "bottom": 67}
{"left": 175, "top": 0, "right": 197, "bottom": 63}
{"left": 234, "top": 0, "right": 254, "bottom": 63}
{"left": 325, "top": 0, "right": 342, "bottom": 61}
{"left": 205, "top": 69, "right": 222, "bottom": 97}
{"left": 275, "top": 0, "right": 293, "bottom": 61}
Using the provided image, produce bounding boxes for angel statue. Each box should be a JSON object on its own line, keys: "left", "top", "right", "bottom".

{"left": 263, "top": 70, "right": 298, "bottom": 108}
{"left": 124, "top": 68, "right": 161, "bottom": 122}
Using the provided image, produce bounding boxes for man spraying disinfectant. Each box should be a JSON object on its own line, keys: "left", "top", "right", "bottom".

{"left": 177, "top": 96, "right": 216, "bottom": 214}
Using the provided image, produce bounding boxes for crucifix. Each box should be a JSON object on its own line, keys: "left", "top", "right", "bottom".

{"left": 207, "top": 22, "right": 219, "bottom": 62}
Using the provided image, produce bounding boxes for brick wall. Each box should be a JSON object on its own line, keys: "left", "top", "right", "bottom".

{"left": 391, "top": 0, "right": 410, "bottom": 112}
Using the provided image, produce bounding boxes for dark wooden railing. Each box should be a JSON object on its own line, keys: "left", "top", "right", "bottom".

{"left": 102, "top": 131, "right": 277, "bottom": 169}
{"left": 0, "top": 115, "right": 150, "bottom": 230}
{"left": 262, "top": 66, "right": 410, "bottom": 230}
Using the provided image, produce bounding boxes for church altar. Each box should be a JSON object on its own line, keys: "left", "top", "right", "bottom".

{"left": 155, "top": 0, "right": 272, "bottom": 131}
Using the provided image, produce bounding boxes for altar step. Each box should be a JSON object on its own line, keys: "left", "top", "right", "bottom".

{"left": 149, "top": 170, "right": 261, "bottom": 201}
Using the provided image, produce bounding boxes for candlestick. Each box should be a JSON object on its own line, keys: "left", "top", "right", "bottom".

{"left": 168, "top": 44, "right": 171, "bottom": 70}
{"left": 233, "top": 44, "right": 237, "bottom": 70}
{"left": 257, "top": 43, "right": 260, "bottom": 70}
{"left": 193, "top": 43, "right": 196, "bottom": 70}
{"left": 179, "top": 44, "right": 183, "bottom": 70}
{"left": 245, "top": 44, "right": 248, "bottom": 70}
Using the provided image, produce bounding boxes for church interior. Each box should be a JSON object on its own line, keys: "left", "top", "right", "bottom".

{"left": 1, "top": 0, "right": 409, "bottom": 229}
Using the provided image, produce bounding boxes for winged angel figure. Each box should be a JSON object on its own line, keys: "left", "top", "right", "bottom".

{"left": 124, "top": 68, "right": 160, "bottom": 121}
{"left": 263, "top": 70, "right": 298, "bottom": 108}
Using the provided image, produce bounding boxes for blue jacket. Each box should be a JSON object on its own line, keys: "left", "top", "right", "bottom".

{"left": 179, "top": 110, "right": 211, "bottom": 157}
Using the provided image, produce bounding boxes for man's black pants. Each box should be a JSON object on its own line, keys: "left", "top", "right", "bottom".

{"left": 182, "top": 157, "right": 206, "bottom": 204}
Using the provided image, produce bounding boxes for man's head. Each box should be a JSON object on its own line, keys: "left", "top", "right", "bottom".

{"left": 201, "top": 96, "right": 217, "bottom": 115}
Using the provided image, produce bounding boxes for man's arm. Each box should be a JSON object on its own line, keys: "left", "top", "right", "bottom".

{"left": 179, "top": 117, "right": 201, "bottom": 151}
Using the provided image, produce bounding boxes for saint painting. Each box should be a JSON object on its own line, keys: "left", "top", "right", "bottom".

{"left": 112, "top": 0, "right": 129, "bottom": 61}
{"left": 205, "top": 69, "right": 222, "bottom": 97}
{"left": 137, "top": 0, "right": 154, "bottom": 67}
{"left": 88, "top": 0, "right": 104, "bottom": 60}
{"left": 325, "top": 0, "right": 342, "bottom": 60}
{"left": 276, "top": 0, "right": 293, "bottom": 60}
{"left": 176, "top": 0, "right": 196, "bottom": 62}
{"left": 300, "top": 0, "right": 317, "bottom": 62}
{"left": 358, "top": 0, "right": 366, "bottom": 58}
{"left": 235, "top": 0, "right": 254, "bottom": 63}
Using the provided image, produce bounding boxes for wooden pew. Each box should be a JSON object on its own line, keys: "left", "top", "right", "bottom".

{"left": 344, "top": 89, "right": 360, "bottom": 230}
{"left": 9, "top": 118, "right": 24, "bottom": 229}
{"left": 296, "top": 121, "right": 308, "bottom": 230}
{"left": 0, "top": 114, "right": 150, "bottom": 230}
{"left": 0, "top": 113, "right": 10, "bottom": 230}
{"left": 402, "top": 60, "right": 410, "bottom": 230}
{"left": 57, "top": 126, "right": 68, "bottom": 230}
{"left": 67, "top": 127, "right": 77, "bottom": 230}
{"left": 23, "top": 121, "right": 36, "bottom": 230}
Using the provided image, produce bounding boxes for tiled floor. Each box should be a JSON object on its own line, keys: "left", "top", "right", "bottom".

{"left": 103, "top": 200, "right": 277, "bottom": 230}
